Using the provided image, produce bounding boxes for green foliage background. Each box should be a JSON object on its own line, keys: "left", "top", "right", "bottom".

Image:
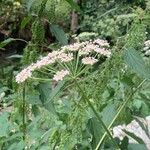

{"left": 0, "top": 0, "right": 150, "bottom": 150}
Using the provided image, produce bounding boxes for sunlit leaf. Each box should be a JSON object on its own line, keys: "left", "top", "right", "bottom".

{"left": 0, "top": 38, "right": 15, "bottom": 49}
{"left": 7, "top": 141, "right": 25, "bottom": 150}
{"left": 21, "top": 16, "right": 31, "bottom": 29}
{"left": 7, "top": 55, "right": 23, "bottom": 59}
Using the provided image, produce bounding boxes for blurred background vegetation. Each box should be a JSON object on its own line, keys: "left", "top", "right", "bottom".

{"left": 0, "top": 0, "right": 150, "bottom": 149}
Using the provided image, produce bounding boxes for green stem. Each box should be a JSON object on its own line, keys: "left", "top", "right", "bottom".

{"left": 31, "top": 77, "right": 52, "bottom": 81}
{"left": 15, "top": 38, "right": 28, "bottom": 44}
{"left": 22, "top": 84, "right": 26, "bottom": 141}
{"left": 74, "top": 79, "right": 121, "bottom": 150}
{"left": 75, "top": 52, "right": 80, "bottom": 74}
{"left": 45, "top": 66, "right": 57, "bottom": 72}
{"left": 95, "top": 79, "right": 146, "bottom": 150}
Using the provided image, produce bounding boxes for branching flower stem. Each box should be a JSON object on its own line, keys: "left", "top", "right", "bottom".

{"left": 74, "top": 79, "right": 121, "bottom": 150}
{"left": 95, "top": 79, "right": 146, "bottom": 150}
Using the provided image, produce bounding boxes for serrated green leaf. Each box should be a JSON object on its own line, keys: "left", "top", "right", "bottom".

{"left": 124, "top": 48, "right": 150, "bottom": 79}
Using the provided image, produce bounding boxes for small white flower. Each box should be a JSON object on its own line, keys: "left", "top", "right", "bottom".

{"left": 82, "top": 57, "right": 98, "bottom": 65}
{"left": 15, "top": 66, "right": 33, "bottom": 83}
{"left": 93, "top": 39, "right": 110, "bottom": 47}
{"left": 53, "top": 70, "right": 70, "bottom": 82}
{"left": 94, "top": 47, "right": 106, "bottom": 53}
{"left": 57, "top": 53, "right": 73, "bottom": 62}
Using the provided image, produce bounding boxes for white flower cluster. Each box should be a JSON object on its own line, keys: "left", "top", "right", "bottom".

{"left": 82, "top": 57, "right": 98, "bottom": 65}
{"left": 16, "top": 51, "right": 72, "bottom": 83}
{"left": 16, "top": 64, "right": 35, "bottom": 83}
{"left": 16, "top": 39, "right": 111, "bottom": 83}
{"left": 62, "top": 39, "right": 111, "bottom": 57}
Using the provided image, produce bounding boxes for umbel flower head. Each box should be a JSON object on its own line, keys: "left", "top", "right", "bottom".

{"left": 15, "top": 38, "right": 111, "bottom": 83}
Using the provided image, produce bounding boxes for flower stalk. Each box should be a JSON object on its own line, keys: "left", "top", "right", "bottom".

{"left": 74, "top": 79, "right": 121, "bottom": 150}
{"left": 22, "top": 83, "right": 26, "bottom": 141}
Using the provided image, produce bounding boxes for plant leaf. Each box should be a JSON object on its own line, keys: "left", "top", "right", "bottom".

{"left": 128, "top": 144, "right": 147, "bottom": 150}
{"left": 0, "top": 113, "right": 10, "bottom": 137}
{"left": 50, "top": 25, "right": 68, "bottom": 46}
{"left": 8, "top": 141, "right": 25, "bottom": 150}
{"left": 38, "top": 81, "right": 64, "bottom": 114}
{"left": 120, "top": 136, "right": 129, "bottom": 149}
{"left": 0, "top": 38, "right": 15, "bottom": 48}
{"left": 21, "top": 16, "right": 31, "bottom": 29}
{"left": 123, "top": 48, "right": 150, "bottom": 79}
{"left": 25, "top": 0, "right": 36, "bottom": 12}
{"left": 123, "top": 130, "right": 145, "bottom": 144}
{"left": 7, "top": 55, "right": 23, "bottom": 59}
{"left": 87, "top": 118, "right": 103, "bottom": 148}
{"left": 101, "top": 103, "right": 117, "bottom": 126}
{"left": 65, "top": 0, "right": 81, "bottom": 12}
